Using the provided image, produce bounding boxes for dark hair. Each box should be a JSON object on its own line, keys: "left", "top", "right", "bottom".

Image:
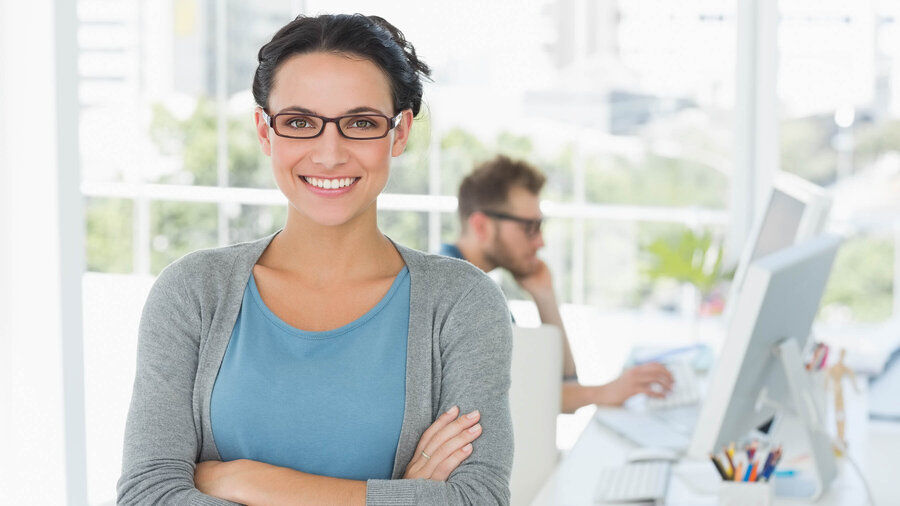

{"left": 457, "top": 155, "right": 547, "bottom": 225}
{"left": 253, "top": 14, "right": 431, "bottom": 116}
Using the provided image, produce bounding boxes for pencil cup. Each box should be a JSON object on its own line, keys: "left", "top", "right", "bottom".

{"left": 719, "top": 481, "right": 774, "bottom": 506}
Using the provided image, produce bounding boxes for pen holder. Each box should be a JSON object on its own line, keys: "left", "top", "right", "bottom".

{"left": 719, "top": 481, "right": 774, "bottom": 506}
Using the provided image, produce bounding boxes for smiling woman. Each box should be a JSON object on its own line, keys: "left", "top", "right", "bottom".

{"left": 117, "top": 13, "right": 514, "bottom": 506}
{"left": 257, "top": 51, "right": 405, "bottom": 229}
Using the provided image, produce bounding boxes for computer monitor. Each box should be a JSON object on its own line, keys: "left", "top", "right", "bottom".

{"left": 688, "top": 234, "right": 842, "bottom": 499}
{"left": 725, "top": 172, "right": 832, "bottom": 322}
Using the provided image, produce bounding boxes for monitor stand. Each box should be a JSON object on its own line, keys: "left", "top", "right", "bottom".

{"left": 764, "top": 338, "right": 838, "bottom": 500}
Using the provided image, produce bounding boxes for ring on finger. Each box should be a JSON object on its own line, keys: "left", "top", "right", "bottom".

{"left": 421, "top": 450, "right": 431, "bottom": 460}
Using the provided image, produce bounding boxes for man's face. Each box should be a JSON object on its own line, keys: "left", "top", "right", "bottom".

{"left": 483, "top": 186, "right": 545, "bottom": 277}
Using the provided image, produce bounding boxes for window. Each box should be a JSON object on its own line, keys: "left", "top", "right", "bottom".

{"left": 70, "top": 1, "right": 900, "bottom": 503}
{"left": 778, "top": 0, "right": 899, "bottom": 323}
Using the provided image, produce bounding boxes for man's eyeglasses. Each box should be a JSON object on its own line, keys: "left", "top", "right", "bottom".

{"left": 261, "top": 109, "right": 402, "bottom": 140}
{"left": 482, "top": 210, "right": 543, "bottom": 237}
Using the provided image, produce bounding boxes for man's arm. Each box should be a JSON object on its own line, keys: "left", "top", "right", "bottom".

{"left": 529, "top": 290, "right": 578, "bottom": 379}
{"left": 513, "top": 260, "right": 577, "bottom": 379}
{"left": 514, "top": 259, "right": 673, "bottom": 413}
{"left": 560, "top": 362, "right": 675, "bottom": 413}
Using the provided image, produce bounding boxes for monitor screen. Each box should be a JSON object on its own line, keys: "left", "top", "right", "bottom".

{"left": 726, "top": 173, "right": 831, "bottom": 322}
{"left": 689, "top": 235, "right": 841, "bottom": 461}
{"left": 749, "top": 189, "right": 805, "bottom": 262}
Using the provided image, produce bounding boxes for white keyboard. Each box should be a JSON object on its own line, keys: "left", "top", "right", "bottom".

{"left": 646, "top": 361, "right": 700, "bottom": 410}
{"left": 595, "top": 461, "right": 671, "bottom": 504}
{"left": 594, "top": 407, "right": 693, "bottom": 451}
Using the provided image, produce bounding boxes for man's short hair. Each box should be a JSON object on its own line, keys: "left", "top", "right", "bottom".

{"left": 457, "top": 155, "right": 546, "bottom": 225}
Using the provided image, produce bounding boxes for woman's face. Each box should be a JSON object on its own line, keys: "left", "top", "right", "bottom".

{"left": 255, "top": 51, "right": 413, "bottom": 228}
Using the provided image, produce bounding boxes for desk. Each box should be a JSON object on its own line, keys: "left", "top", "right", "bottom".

{"left": 531, "top": 391, "right": 895, "bottom": 505}
{"left": 515, "top": 304, "right": 900, "bottom": 504}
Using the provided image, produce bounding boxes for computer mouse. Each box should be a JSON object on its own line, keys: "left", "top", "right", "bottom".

{"left": 626, "top": 447, "right": 680, "bottom": 463}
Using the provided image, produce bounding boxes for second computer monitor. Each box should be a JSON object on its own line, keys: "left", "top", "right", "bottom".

{"left": 688, "top": 235, "right": 841, "bottom": 496}
{"left": 725, "top": 172, "right": 831, "bottom": 322}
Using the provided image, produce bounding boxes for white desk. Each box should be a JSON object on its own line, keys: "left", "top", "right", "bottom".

{"left": 530, "top": 390, "right": 892, "bottom": 505}
{"left": 513, "top": 304, "right": 900, "bottom": 505}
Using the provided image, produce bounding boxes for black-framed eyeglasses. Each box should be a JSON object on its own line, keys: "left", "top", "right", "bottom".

{"left": 482, "top": 210, "right": 544, "bottom": 237}
{"left": 261, "top": 109, "right": 402, "bottom": 140}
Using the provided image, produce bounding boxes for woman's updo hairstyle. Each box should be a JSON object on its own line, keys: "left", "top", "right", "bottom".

{"left": 253, "top": 14, "right": 431, "bottom": 117}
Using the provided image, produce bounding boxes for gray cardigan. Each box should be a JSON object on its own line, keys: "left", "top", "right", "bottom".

{"left": 117, "top": 233, "right": 514, "bottom": 505}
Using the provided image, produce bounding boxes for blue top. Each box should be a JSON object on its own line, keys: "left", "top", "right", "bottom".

{"left": 439, "top": 243, "right": 464, "bottom": 260}
{"left": 210, "top": 267, "right": 410, "bottom": 481}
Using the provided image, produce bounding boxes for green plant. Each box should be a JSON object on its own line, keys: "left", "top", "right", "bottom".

{"left": 643, "top": 228, "right": 723, "bottom": 296}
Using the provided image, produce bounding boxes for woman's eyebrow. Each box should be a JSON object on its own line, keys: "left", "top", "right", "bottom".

{"left": 345, "top": 106, "right": 387, "bottom": 115}
{"left": 276, "top": 105, "right": 388, "bottom": 115}
{"left": 278, "top": 106, "right": 316, "bottom": 114}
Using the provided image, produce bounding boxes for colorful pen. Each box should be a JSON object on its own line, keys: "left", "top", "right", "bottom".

{"left": 725, "top": 443, "right": 736, "bottom": 478}
{"left": 742, "top": 461, "right": 753, "bottom": 482}
{"left": 818, "top": 345, "right": 829, "bottom": 369}
{"left": 710, "top": 455, "right": 729, "bottom": 480}
{"left": 746, "top": 440, "right": 757, "bottom": 461}
{"left": 807, "top": 344, "right": 822, "bottom": 371}
{"left": 758, "top": 450, "right": 776, "bottom": 481}
{"left": 760, "top": 447, "right": 782, "bottom": 481}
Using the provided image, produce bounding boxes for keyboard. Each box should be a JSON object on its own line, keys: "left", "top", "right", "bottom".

{"left": 595, "top": 461, "right": 671, "bottom": 504}
{"left": 594, "top": 407, "right": 694, "bottom": 451}
{"left": 646, "top": 361, "right": 701, "bottom": 410}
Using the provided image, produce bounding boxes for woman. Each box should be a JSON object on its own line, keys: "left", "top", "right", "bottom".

{"left": 117, "top": 13, "right": 514, "bottom": 506}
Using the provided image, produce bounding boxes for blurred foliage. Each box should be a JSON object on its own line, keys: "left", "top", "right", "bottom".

{"left": 439, "top": 128, "right": 538, "bottom": 199}
{"left": 780, "top": 115, "right": 900, "bottom": 186}
{"left": 777, "top": 114, "right": 897, "bottom": 321}
{"left": 821, "top": 236, "right": 894, "bottom": 322}
{"left": 855, "top": 119, "right": 900, "bottom": 167}
{"left": 150, "top": 201, "right": 218, "bottom": 274}
{"left": 440, "top": 213, "right": 462, "bottom": 247}
{"left": 642, "top": 228, "right": 724, "bottom": 296}
{"left": 378, "top": 211, "right": 427, "bottom": 251}
{"left": 440, "top": 127, "right": 490, "bottom": 197}
{"left": 149, "top": 98, "right": 272, "bottom": 188}
{"left": 585, "top": 153, "right": 727, "bottom": 207}
{"left": 86, "top": 198, "right": 133, "bottom": 273}
{"left": 87, "top": 99, "right": 285, "bottom": 275}
{"left": 780, "top": 116, "right": 838, "bottom": 185}
{"left": 384, "top": 113, "right": 431, "bottom": 194}
{"left": 229, "top": 204, "right": 287, "bottom": 245}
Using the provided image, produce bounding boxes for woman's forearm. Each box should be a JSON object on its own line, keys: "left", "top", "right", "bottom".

{"left": 198, "top": 459, "right": 367, "bottom": 506}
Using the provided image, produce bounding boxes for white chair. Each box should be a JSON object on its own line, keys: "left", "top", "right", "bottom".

{"left": 508, "top": 324, "right": 563, "bottom": 506}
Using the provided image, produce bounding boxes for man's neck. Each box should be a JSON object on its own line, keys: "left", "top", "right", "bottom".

{"left": 454, "top": 236, "right": 496, "bottom": 273}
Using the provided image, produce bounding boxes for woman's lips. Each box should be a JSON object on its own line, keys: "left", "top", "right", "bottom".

{"left": 300, "top": 175, "right": 360, "bottom": 195}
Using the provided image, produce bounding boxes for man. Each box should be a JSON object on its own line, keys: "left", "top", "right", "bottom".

{"left": 441, "top": 155, "right": 674, "bottom": 413}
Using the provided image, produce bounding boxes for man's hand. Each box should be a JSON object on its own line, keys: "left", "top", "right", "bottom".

{"left": 403, "top": 405, "right": 482, "bottom": 481}
{"left": 512, "top": 258, "right": 554, "bottom": 300}
{"left": 602, "top": 363, "right": 675, "bottom": 406}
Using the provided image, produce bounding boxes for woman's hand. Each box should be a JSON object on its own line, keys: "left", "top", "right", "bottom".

{"left": 195, "top": 459, "right": 245, "bottom": 503}
{"left": 195, "top": 459, "right": 367, "bottom": 505}
{"left": 403, "top": 405, "right": 482, "bottom": 481}
{"left": 194, "top": 459, "right": 258, "bottom": 504}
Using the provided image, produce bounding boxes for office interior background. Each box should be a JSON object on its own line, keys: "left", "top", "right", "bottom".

{"left": 2, "top": 0, "right": 899, "bottom": 504}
